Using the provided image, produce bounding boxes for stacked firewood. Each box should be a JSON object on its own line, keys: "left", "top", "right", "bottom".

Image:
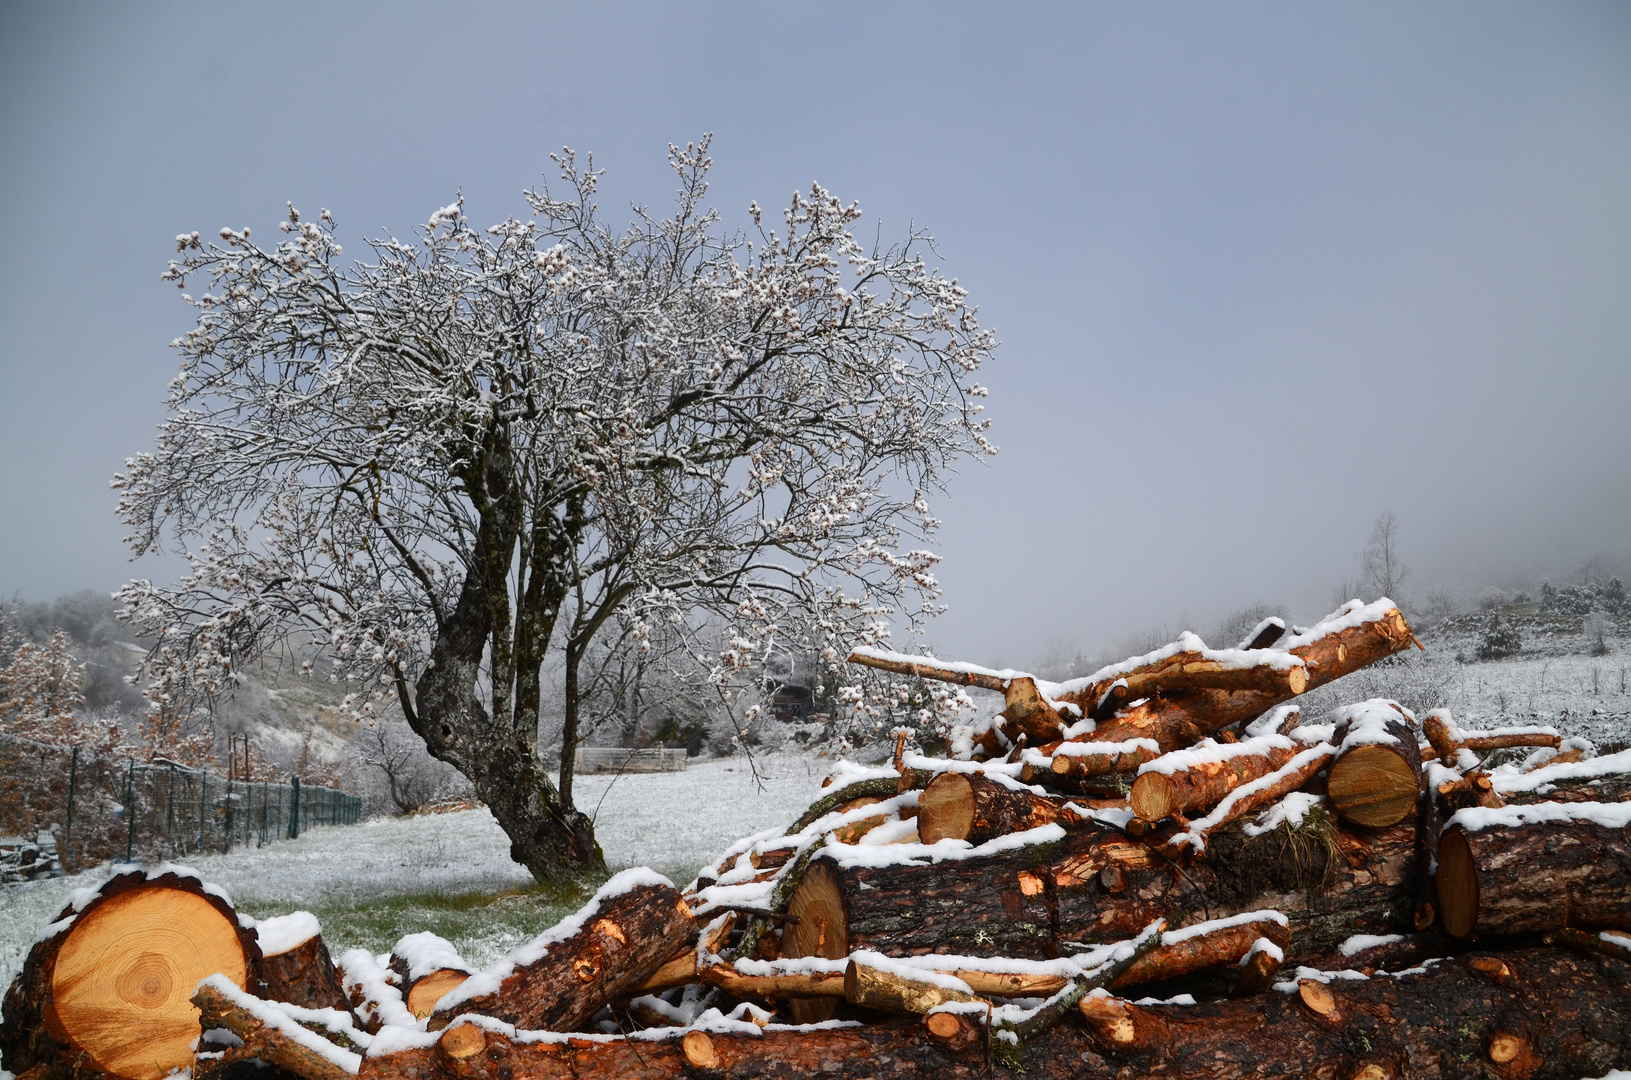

{"left": 5, "top": 599, "right": 1631, "bottom": 1080}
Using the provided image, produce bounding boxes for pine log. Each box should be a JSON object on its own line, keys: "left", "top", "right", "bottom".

{"left": 1109, "top": 915, "right": 1289, "bottom": 989}
{"left": 1437, "top": 805, "right": 1631, "bottom": 939}
{"left": 252, "top": 912, "right": 353, "bottom": 1015}
{"left": 1038, "top": 740, "right": 1160, "bottom": 783}
{"left": 1060, "top": 604, "right": 1415, "bottom": 751}
{"left": 918, "top": 772, "right": 1065, "bottom": 845}
{"left": 1068, "top": 647, "right": 1308, "bottom": 716}
{"left": 1128, "top": 736, "right": 1299, "bottom": 822}
{"left": 1422, "top": 712, "right": 1561, "bottom": 761}
{"left": 777, "top": 858, "right": 851, "bottom": 1023}
{"left": 388, "top": 933, "right": 472, "bottom": 1020}
{"left": 1, "top": 868, "right": 260, "bottom": 1080}
{"left": 1061, "top": 948, "right": 1631, "bottom": 1080}
{"left": 775, "top": 815, "right": 1414, "bottom": 969}
{"left": 358, "top": 1015, "right": 989, "bottom": 1080}
{"left": 845, "top": 959, "right": 983, "bottom": 1014}
{"left": 190, "top": 977, "right": 357, "bottom": 1080}
{"left": 1162, "top": 742, "right": 1337, "bottom": 852}
{"left": 1325, "top": 711, "right": 1423, "bottom": 827}
{"left": 432, "top": 873, "right": 694, "bottom": 1032}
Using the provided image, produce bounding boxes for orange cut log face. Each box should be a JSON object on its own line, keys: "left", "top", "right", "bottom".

{"left": 49, "top": 886, "right": 249, "bottom": 1080}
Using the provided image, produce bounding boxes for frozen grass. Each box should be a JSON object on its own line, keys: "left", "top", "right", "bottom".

{"left": 1, "top": 753, "right": 825, "bottom": 990}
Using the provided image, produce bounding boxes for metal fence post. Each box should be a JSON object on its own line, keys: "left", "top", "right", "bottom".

{"left": 199, "top": 772, "right": 208, "bottom": 851}
{"left": 166, "top": 762, "right": 176, "bottom": 844}
{"left": 123, "top": 758, "right": 136, "bottom": 861}
{"left": 64, "top": 746, "right": 78, "bottom": 861}
{"left": 288, "top": 776, "right": 300, "bottom": 840}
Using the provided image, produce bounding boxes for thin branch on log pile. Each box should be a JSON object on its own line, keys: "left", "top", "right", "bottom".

{"left": 997, "top": 921, "right": 1165, "bottom": 1042}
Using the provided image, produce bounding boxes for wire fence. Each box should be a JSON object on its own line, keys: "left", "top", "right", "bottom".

{"left": 0, "top": 728, "right": 361, "bottom": 870}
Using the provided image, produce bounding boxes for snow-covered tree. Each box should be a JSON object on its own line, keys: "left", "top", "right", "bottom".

{"left": 0, "top": 627, "right": 86, "bottom": 744}
{"left": 114, "top": 139, "right": 997, "bottom": 879}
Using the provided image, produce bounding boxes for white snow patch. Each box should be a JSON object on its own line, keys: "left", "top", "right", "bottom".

{"left": 1338, "top": 933, "right": 1406, "bottom": 957}
{"left": 255, "top": 911, "right": 321, "bottom": 957}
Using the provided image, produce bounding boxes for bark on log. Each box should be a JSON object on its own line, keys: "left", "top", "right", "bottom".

{"left": 1326, "top": 714, "right": 1422, "bottom": 828}
{"left": 1162, "top": 743, "right": 1337, "bottom": 852}
{"left": 1437, "top": 809, "right": 1631, "bottom": 939}
{"left": 388, "top": 934, "right": 473, "bottom": 1020}
{"left": 358, "top": 1015, "right": 990, "bottom": 1080}
{"left": 432, "top": 876, "right": 694, "bottom": 1032}
{"left": 0, "top": 868, "right": 260, "bottom": 1080}
{"left": 1128, "top": 737, "right": 1299, "bottom": 822}
{"left": 1059, "top": 605, "right": 1415, "bottom": 751}
{"left": 778, "top": 816, "right": 1414, "bottom": 968}
{"left": 1060, "top": 947, "right": 1631, "bottom": 1080}
{"left": 1069, "top": 649, "right": 1309, "bottom": 715}
{"left": 1109, "top": 916, "right": 1289, "bottom": 989}
{"left": 252, "top": 914, "right": 353, "bottom": 1015}
{"left": 191, "top": 978, "right": 356, "bottom": 1080}
{"left": 918, "top": 772, "right": 1065, "bottom": 845}
{"left": 845, "top": 959, "right": 984, "bottom": 1014}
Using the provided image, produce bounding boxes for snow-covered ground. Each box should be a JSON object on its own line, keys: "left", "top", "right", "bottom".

{"left": 0, "top": 753, "right": 826, "bottom": 991}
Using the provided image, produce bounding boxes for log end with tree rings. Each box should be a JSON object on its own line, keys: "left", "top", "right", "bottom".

{"left": 1128, "top": 773, "right": 1174, "bottom": 823}
{"left": 406, "top": 969, "right": 470, "bottom": 1019}
{"left": 16, "top": 874, "right": 258, "bottom": 1080}
{"left": 917, "top": 772, "right": 975, "bottom": 844}
{"left": 1435, "top": 828, "right": 1480, "bottom": 939}
{"left": 780, "top": 859, "right": 848, "bottom": 1024}
{"left": 1325, "top": 744, "right": 1421, "bottom": 827}
{"left": 682, "top": 1030, "right": 718, "bottom": 1069}
{"left": 438, "top": 1022, "right": 486, "bottom": 1060}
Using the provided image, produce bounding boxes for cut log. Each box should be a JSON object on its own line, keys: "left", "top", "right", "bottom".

{"left": 845, "top": 957, "right": 983, "bottom": 1014}
{"left": 1163, "top": 741, "right": 1337, "bottom": 852}
{"left": 360, "top": 1016, "right": 990, "bottom": 1080}
{"left": 388, "top": 932, "right": 472, "bottom": 1019}
{"left": 432, "top": 870, "right": 694, "bottom": 1032}
{"left": 1108, "top": 913, "right": 1289, "bottom": 989}
{"left": 917, "top": 772, "right": 1065, "bottom": 845}
{"left": 1421, "top": 711, "right": 1561, "bottom": 761}
{"left": 251, "top": 911, "right": 353, "bottom": 1015}
{"left": 1128, "top": 734, "right": 1299, "bottom": 822}
{"left": 0, "top": 867, "right": 259, "bottom": 1080}
{"left": 1325, "top": 703, "right": 1422, "bottom": 828}
{"left": 190, "top": 976, "right": 358, "bottom": 1080}
{"left": 1036, "top": 739, "right": 1160, "bottom": 783}
{"left": 1436, "top": 803, "right": 1631, "bottom": 939}
{"left": 1066, "top": 641, "right": 1309, "bottom": 714}
{"left": 776, "top": 814, "right": 1413, "bottom": 969}
{"left": 778, "top": 858, "right": 850, "bottom": 1023}
{"left": 1059, "top": 947, "right": 1631, "bottom": 1080}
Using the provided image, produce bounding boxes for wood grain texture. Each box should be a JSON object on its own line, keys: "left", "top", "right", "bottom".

{"left": 1438, "top": 817, "right": 1631, "bottom": 939}
{"left": 1, "top": 869, "right": 259, "bottom": 1080}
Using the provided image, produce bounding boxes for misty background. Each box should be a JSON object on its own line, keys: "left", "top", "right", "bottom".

{"left": 3, "top": 2, "right": 1628, "bottom": 671}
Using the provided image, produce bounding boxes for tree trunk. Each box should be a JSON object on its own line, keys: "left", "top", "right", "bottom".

{"left": 1061, "top": 947, "right": 1631, "bottom": 1080}
{"left": 433, "top": 875, "right": 694, "bottom": 1032}
{"left": 405, "top": 435, "right": 601, "bottom": 884}
{"left": 252, "top": 914, "right": 353, "bottom": 1016}
{"left": 1, "top": 868, "right": 260, "bottom": 1080}
{"left": 918, "top": 772, "right": 1066, "bottom": 845}
{"left": 1437, "top": 810, "right": 1631, "bottom": 939}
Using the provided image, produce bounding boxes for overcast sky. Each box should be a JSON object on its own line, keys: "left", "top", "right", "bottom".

{"left": 2, "top": 2, "right": 1628, "bottom": 667}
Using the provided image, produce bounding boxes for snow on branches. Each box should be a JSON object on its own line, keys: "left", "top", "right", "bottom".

{"left": 113, "top": 138, "right": 997, "bottom": 871}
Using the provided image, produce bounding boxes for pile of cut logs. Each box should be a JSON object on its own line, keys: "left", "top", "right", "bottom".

{"left": 6, "top": 598, "right": 1631, "bottom": 1080}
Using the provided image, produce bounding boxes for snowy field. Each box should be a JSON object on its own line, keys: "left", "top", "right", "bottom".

{"left": 0, "top": 753, "right": 826, "bottom": 991}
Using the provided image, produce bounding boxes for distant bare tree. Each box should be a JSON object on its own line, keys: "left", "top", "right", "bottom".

{"left": 1361, "top": 512, "right": 1410, "bottom": 604}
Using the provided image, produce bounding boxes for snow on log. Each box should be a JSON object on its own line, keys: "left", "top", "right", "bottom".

{"left": 253, "top": 911, "right": 355, "bottom": 1016}
{"left": 0, "top": 866, "right": 260, "bottom": 1080}
{"left": 1324, "top": 700, "right": 1423, "bottom": 828}
{"left": 388, "top": 932, "right": 472, "bottom": 1020}
{"left": 844, "top": 954, "right": 983, "bottom": 1014}
{"left": 1165, "top": 740, "right": 1338, "bottom": 852}
{"left": 358, "top": 1015, "right": 991, "bottom": 1080}
{"left": 1436, "top": 801, "right": 1631, "bottom": 939}
{"left": 335, "top": 948, "right": 416, "bottom": 1033}
{"left": 917, "top": 771, "right": 1067, "bottom": 845}
{"left": 191, "top": 975, "right": 363, "bottom": 1080}
{"left": 1421, "top": 710, "right": 1561, "bottom": 761}
{"left": 1065, "top": 947, "right": 1631, "bottom": 1079}
{"left": 1128, "top": 733, "right": 1300, "bottom": 823}
{"left": 432, "top": 869, "right": 695, "bottom": 1033}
